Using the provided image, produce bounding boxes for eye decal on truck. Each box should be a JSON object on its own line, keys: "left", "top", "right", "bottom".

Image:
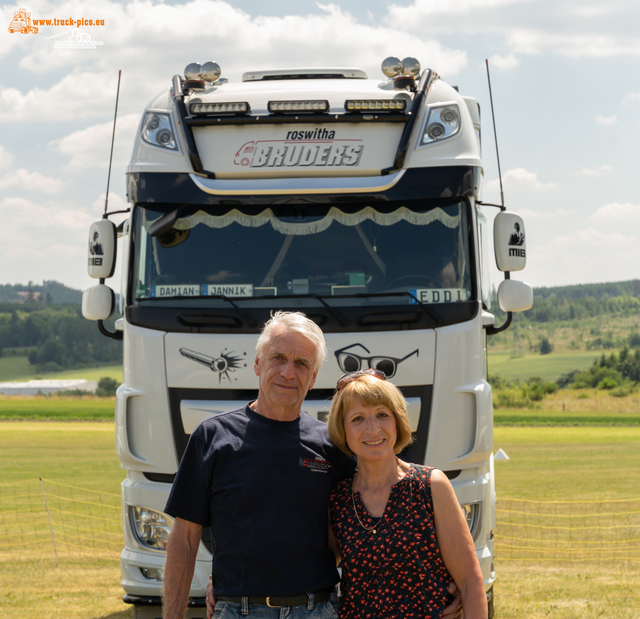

{"left": 179, "top": 348, "right": 248, "bottom": 383}
{"left": 334, "top": 343, "right": 418, "bottom": 379}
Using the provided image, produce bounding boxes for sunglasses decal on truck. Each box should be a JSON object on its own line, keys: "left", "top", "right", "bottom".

{"left": 334, "top": 343, "right": 419, "bottom": 379}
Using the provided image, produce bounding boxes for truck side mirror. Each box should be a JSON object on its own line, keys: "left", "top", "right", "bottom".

{"left": 82, "top": 284, "right": 115, "bottom": 320}
{"left": 494, "top": 211, "right": 526, "bottom": 272}
{"left": 88, "top": 220, "right": 117, "bottom": 279}
{"left": 497, "top": 279, "right": 533, "bottom": 312}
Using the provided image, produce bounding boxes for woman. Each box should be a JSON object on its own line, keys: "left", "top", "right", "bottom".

{"left": 327, "top": 369, "right": 488, "bottom": 619}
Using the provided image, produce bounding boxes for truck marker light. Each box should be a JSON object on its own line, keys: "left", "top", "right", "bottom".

{"left": 268, "top": 100, "right": 329, "bottom": 113}
{"left": 190, "top": 102, "right": 250, "bottom": 115}
{"left": 345, "top": 99, "right": 406, "bottom": 112}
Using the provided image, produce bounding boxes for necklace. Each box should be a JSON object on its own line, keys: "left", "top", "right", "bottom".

{"left": 351, "top": 490, "right": 386, "bottom": 534}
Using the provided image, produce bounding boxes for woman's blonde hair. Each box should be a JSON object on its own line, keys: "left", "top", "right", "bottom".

{"left": 327, "top": 373, "right": 413, "bottom": 456}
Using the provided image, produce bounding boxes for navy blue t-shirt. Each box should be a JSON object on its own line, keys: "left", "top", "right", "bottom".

{"left": 165, "top": 404, "right": 356, "bottom": 596}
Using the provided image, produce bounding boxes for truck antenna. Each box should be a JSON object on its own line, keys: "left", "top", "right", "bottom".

{"left": 104, "top": 70, "right": 122, "bottom": 216}
{"left": 485, "top": 59, "right": 504, "bottom": 208}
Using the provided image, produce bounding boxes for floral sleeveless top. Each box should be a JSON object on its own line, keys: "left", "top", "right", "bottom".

{"left": 329, "top": 465, "right": 454, "bottom": 618}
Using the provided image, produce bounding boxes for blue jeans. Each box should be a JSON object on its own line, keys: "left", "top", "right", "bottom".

{"left": 213, "top": 592, "right": 339, "bottom": 619}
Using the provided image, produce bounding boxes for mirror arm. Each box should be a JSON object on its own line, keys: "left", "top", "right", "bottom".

{"left": 486, "top": 311, "right": 512, "bottom": 336}
{"left": 96, "top": 276, "right": 123, "bottom": 340}
{"left": 98, "top": 319, "right": 123, "bottom": 341}
{"left": 486, "top": 270, "right": 512, "bottom": 335}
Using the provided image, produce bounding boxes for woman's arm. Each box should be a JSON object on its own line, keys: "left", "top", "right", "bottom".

{"left": 430, "top": 469, "right": 488, "bottom": 619}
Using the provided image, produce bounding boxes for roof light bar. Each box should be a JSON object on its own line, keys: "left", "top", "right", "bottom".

{"left": 189, "top": 102, "right": 250, "bottom": 115}
{"left": 345, "top": 99, "right": 406, "bottom": 112}
{"left": 268, "top": 100, "right": 329, "bottom": 113}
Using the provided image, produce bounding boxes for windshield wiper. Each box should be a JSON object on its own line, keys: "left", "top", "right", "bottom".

{"left": 355, "top": 291, "right": 442, "bottom": 324}
{"left": 263, "top": 293, "right": 348, "bottom": 327}
{"left": 141, "top": 294, "right": 257, "bottom": 327}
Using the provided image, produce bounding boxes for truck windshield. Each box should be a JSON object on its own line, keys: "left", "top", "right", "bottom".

{"left": 131, "top": 200, "right": 473, "bottom": 309}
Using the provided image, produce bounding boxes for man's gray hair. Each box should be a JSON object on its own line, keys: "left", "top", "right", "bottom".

{"left": 256, "top": 311, "right": 327, "bottom": 370}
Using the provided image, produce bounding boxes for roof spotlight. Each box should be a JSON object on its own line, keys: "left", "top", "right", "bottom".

{"left": 401, "top": 57, "right": 421, "bottom": 77}
{"left": 200, "top": 61, "right": 221, "bottom": 83}
{"left": 381, "top": 57, "right": 403, "bottom": 78}
{"left": 184, "top": 62, "right": 202, "bottom": 80}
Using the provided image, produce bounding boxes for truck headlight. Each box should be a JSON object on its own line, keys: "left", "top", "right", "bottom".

{"left": 420, "top": 103, "right": 461, "bottom": 145}
{"left": 141, "top": 112, "right": 178, "bottom": 151}
{"left": 461, "top": 502, "right": 482, "bottom": 541}
{"left": 129, "top": 506, "right": 174, "bottom": 551}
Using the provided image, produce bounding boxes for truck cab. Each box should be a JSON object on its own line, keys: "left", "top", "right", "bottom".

{"left": 83, "top": 57, "right": 532, "bottom": 619}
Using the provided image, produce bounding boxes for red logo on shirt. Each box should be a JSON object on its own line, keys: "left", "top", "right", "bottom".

{"left": 303, "top": 458, "right": 331, "bottom": 473}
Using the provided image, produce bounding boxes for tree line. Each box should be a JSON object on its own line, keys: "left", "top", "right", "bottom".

{"left": 0, "top": 303, "right": 121, "bottom": 372}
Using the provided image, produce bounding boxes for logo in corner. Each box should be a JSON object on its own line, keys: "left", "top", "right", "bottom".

{"left": 8, "top": 8, "right": 38, "bottom": 34}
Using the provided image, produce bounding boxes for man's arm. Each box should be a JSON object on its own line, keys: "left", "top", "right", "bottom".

{"left": 163, "top": 517, "right": 203, "bottom": 619}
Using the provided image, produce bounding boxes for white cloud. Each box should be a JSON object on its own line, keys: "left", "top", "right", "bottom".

{"left": 387, "top": 0, "right": 640, "bottom": 59}
{"left": 485, "top": 168, "right": 558, "bottom": 195}
{"left": 0, "top": 195, "right": 92, "bottom": 230}
{"left": 486, "top": 54, "right": 519, "bottom": 71}
{"left": 588, "top": 202, "right": 640, "bottom": 226}
{"left": 574, "top": 165, "right": 613, "bottom": 176}
{"left": 51, "top": 114, "right": 139, "bottom": 169}
{"left": 622, "top": 93, "right": 640, "bottom": 105}
{"left": 505, "top": 31, "right": 640, "bottom": 58}
{"left": 596, "top": 115, "right": 617, "bottom": 126}
{"left": 0, "top": 168, "right": 64, "bottom": 193}
{"left": 549, "top": 227, "right": 633, "bottom": 249}
{"left": 90, "top": 192, "right": 128, "bottom": 220}
{"left": 0, "top": 71, "right": 125, "bottom": 122}
{"left": 0, "top": 145, "right": 13, "bottom": 169}
{"left": 0, "top": 0, "right": 468, "bottom": 125}
{"left": 513, "top": 207, "right": 578, "bottom": 220}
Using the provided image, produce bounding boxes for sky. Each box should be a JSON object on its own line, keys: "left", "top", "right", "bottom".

{"left": 0, "top": 0, "right": 639, "bottom": 293}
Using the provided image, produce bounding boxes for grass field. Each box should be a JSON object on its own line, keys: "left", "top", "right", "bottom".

{"left": 0, "top": 357, "right": 123, "bottom": 383}
{"left": 487, "top": 350, "right": 602, "bottom": 382}
{"left": 0, "top": 395, "right": 115, "bottom": 420}
{"left": 1, "top": 414, "right": 639, "bottom": 617}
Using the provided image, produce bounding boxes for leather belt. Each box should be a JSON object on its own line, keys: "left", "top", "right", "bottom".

{"left": 216, "top": 589, "right": 332, "bottom": 608}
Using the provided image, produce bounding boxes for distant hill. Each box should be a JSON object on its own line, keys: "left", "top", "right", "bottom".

{"left": 0, "top": 281, "right": 82, "bottom": 304}
{"left": 533, "top": 280, "right": 640, "bottom": 301}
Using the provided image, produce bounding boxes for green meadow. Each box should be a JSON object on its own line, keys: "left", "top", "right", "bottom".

{"left": 1, "top": 419, "right": 639, "bottom": 618}
{"left": 0, "top": 396, "right": 115, "bottom": 421}
{"left": 0, "top": 356, "right": 123, "bottom": 383}
{"left": 487, "top": 350, "right": 604, "bottom": 382}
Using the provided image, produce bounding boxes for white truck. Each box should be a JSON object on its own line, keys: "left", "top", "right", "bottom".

{"left": 83, "top": 57, "right": 533, "bottom": 619}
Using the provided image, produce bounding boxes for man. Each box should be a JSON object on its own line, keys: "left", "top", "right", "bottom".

{"left": 163, "top": 311, "right": 354, "bottom": 619}
{"left": 164, "top": 311, "right": 462, "bottom": 619}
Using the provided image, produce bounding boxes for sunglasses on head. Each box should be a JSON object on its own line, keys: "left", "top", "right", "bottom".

{"left": 335, "top": 368, "right": 387, "bottom": 392}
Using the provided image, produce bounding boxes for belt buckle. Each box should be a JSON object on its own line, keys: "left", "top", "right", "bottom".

{"left": 266, "top": 597, "right": 281, "bottom": 608}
